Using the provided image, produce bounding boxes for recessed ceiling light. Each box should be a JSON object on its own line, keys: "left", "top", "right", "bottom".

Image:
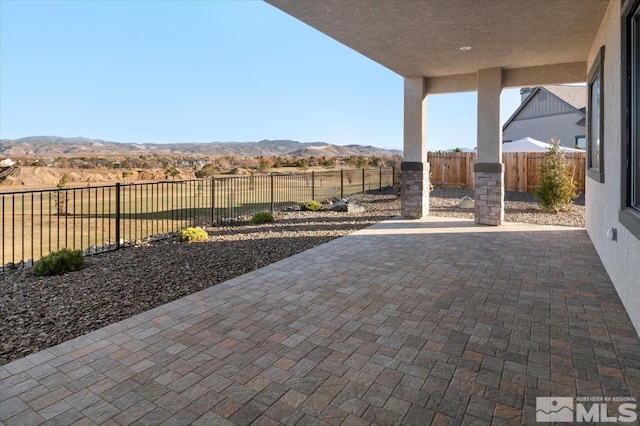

{"left": 459, "top": 46, "right": 472, "bottom": 51}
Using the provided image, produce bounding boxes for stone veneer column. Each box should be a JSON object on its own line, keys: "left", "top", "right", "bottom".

{"left": 475, "top": 68, "right": 504, "bottom": 225}
{"left": 474, "top": 163, "right": 504, "bottom": 226}
{"left": 401, "top": 161, "right": 430, "bottom": 218}
{"left": 401, "top": 77, "right": 429, "bottom": 219}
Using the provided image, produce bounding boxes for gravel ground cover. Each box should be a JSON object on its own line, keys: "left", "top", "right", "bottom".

{"left": 0, "top": 188, "right": 585, "bottom": 364}
{"left": 430, "top": 188, "right": 586, "bottom": 227}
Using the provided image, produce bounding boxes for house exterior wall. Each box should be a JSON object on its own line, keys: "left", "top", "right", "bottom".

{"left": 516, "top": 90, "right": 577, "bottom": 118}
{"left": 586, "top": 0, "right": 640, "bottom": 334}
{"left": 503, "top": 112, "right": 586, "bottom": 148}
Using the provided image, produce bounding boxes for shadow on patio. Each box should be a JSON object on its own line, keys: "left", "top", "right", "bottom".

{"left": 1, "top": 217, "right": 638, "bottom": 425}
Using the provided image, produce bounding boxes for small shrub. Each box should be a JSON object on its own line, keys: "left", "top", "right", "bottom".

{"left": 177, "top": 226, "right": 209, "bottom": 242}
{"left": 250, "top": 212, "right": 275, "bottom": 224}
{"left": 195, "top": 164, "right": 218, "bottom": 178}
{"left": 301, "top": 200, "right": 322, "bottom": 211}
{"left": 534, "top": 139, "right": 577, "bottom": 212}
{"left": 33, "top": 248, "right": 84, "bottom": 276}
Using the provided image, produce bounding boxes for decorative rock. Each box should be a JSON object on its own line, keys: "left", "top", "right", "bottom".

{"left": 457, "top": 196, "right": 475, "bottom": 209}
{"left": 329, "top": 200, "right": 348, "bottom": 212}
{"left": 346, "top": 201, "right": 366, "bottom": 213}
{"left": 329, "top": 200, "right": 366, "bottom": 213}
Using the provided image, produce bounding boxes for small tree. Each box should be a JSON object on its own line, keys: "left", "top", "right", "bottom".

{"left": 195, "top": 163, "right": 218, "bottom": 178}
{"left": 258, "top": 157, "right": 273, "bottom": 172}
{"left": 355, "top": 156, "right": 369, "bottom": 169}
{"left": 55, "top": 174, "right": 70, "bottom": 215}
{"left": 297, "top": 159, "right": 310, "bottom": 171}
{"left": 534, "top": 139, "right": 577, "bottom": 212}
{"left": 166, "top": 166, "right": 180, "bottom": 180}
{"left": 347, "top": 170, "right": 354, "bottom": 185}
{"left": 323, "top": 157, "right": 336, "bottom": 169}
{"left": 273, "top": 156, "right": 284, "bottom": 168}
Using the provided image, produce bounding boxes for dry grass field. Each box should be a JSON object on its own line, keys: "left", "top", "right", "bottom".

{"left": 0, "top": 168, "right": 393, "bottom": 268}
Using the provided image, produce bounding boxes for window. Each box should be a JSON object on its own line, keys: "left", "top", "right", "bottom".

{"left": 620, "top": 0, "right": 640, "bottom": 239}
{"left": 587, "top": 46, "right": 605, "bottom": 182}
{"left": 575, "top": 136, "right": 586, "bottom": 150}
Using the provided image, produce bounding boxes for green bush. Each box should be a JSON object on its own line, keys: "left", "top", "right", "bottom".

{"left": 33, "top": 248, "right": 84, "bottom": 276}
{"left": 301, "top": 200, "right": 322, "bottom": 211}
{"left": 195, "top": 164, "right": 218, "bottom": 178}
{"left": 177, "top": 226, "right": 209, "bottom": 242}
{"left": 250, "top": 212, "right": 275, "bottom": 224}
{"left": 534, "top": 140, "right": 577, "bottom": 212}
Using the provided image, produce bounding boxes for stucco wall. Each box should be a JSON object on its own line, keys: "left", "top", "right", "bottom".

{"left": 503, "top": 113, "right": 585, "bottom": 148}
{"left": 586, "top": 0, "right": 640, "bottom": 334}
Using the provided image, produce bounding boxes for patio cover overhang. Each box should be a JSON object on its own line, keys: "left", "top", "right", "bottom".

{"left": 265, "top": 0, "right": 607, "bottom": 84}
{"left": 266, "top": 0, "right": 609, "bottom": 224}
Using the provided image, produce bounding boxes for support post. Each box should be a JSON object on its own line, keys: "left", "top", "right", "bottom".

{"left": 400, "top": 76, "right": 429, "bottom": 218}
{"left": 475, "top": 67, "right": 504, "bottom": 225}
{"left": 311, "top": 171, "right": 315, "bottom": 200}
{"left": 362, "top": 168, "right": 365, "bottom": 193}
{"left": 340, "top": 169, "right": 344, "bottom": 199}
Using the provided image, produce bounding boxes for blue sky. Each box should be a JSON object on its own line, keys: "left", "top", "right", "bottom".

{"left": 0, "top": 0, "right": 521, "bottom": 152}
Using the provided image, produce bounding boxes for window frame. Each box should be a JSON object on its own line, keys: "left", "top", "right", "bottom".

{"left": 620, "top": 0, "right": 640, "bottom": 240}
{"left": 587, "top": 46, "right": 605, "bottom": 183}
{"left": 575, "top": 135, "right": 586, "bottom": 150}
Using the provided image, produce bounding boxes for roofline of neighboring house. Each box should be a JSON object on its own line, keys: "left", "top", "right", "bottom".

{"left": 502, "top": 86, "right": 586, "bottom": 131}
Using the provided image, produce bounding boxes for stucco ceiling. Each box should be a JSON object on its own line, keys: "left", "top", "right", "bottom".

{"left": 266, "top": 0, "right": 610, "bottom": 78}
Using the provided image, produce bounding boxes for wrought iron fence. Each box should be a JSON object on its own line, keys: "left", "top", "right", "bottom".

{"left": 0, "top": 167, "right": 395, "bottom": 270}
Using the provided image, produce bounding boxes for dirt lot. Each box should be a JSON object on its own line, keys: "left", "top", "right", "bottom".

{"left": 0, "top": 166, "right": 197, "bottom": 190}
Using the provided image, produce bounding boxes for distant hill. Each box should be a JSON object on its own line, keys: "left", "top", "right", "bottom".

{"left": 0, "top": 136, "right": 402, "bottom": 158}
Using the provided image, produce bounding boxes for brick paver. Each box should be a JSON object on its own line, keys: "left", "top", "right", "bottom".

{"left": 1, "top": 217, "right": 639, "bottom": 425}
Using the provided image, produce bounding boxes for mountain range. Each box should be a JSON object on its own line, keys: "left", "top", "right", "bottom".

{"left": 0, "top": 136, "right": 402, "bottom": 158}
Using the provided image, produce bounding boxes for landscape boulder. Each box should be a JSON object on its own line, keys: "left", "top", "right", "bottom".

{"left": 457, "top": 196, "right": 475, "bottom": 209}
{"left": 329, "top": 199, "right": 348, "bottom": 212}
{"left": 329, "top": 199, "right": 366, "bottom": 213}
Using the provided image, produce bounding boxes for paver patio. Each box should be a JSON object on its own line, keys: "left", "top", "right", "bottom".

{"left": 1, "top": 216, "right": 639, "bottom": 425}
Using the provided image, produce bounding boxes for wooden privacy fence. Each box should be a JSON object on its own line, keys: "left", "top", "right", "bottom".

{"left": 428, "top": 151, "right": 586, "bottom": 193}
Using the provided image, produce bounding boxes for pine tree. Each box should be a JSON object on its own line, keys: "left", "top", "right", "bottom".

{"left": 534, "top": 139, "right": 577, "bottom": 212}
{"left": 54, "top": 174, "right": 70, "bottom": 215}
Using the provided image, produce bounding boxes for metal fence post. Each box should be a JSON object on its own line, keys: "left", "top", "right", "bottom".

{"left": 115, "top": 183, "right": 121, "bottom": 250}
{"left": 270, "top": 173, "right": 274, "bottom": 213}
{"left": 311, "top": 171, "right": 315, "bottom": 201}
{"left": 211, "top": 177, "right": 216, "bottom": 226}
{"left": 362, "top": 168, "right": 365, "bottom": 193}
{"left": 229, "top": 179, "right": 234, "bottom": 220}
{"left": 340, "top": 169, "right": 344, "bottom": 199}
{"left": 392, "top": 165, "right": 396, "bottom": 187}
{"left": 379, "top": 167, "right": 382, "bottom": 191}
